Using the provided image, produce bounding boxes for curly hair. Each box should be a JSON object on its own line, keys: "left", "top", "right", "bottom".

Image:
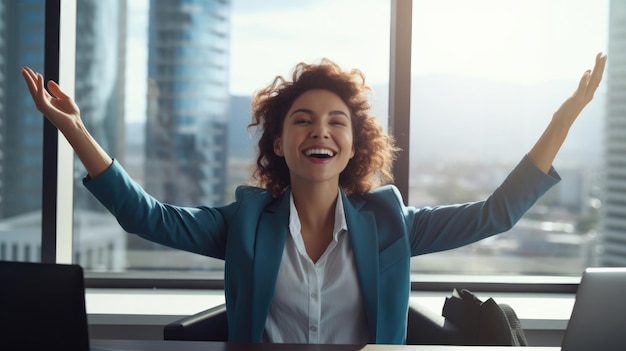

{"left": 248, "top": 58, "right": 399, "bottom": 197}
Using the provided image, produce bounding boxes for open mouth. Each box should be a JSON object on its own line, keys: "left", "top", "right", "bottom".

{"left": 304, "top": 148, "right": 335, "bottom": 159}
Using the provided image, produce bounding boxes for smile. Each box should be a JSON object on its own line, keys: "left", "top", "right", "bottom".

{"left": 304, "top": 148, "right": 336, "bottom": 158}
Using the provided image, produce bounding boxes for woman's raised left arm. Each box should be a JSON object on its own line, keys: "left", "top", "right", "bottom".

{"left": 527, "top": 52, "right": 607, "bottom": 173}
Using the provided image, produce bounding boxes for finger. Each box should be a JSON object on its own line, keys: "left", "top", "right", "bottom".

{"left": 22, "top": 67, "right": 44, "bottom": 92}
{"left": 36, "top": 73, "right": 52, "bottom": 110}
{"left": 21, "top": 66, "right": 38, "bottom": 80}
{"left": 20, "top": 66, "right": 37, "bottom": 83}
{"left": 587, "top": 52, "right": 607, "bottom": 91}
{"left": 575, "top": 70, "right": 591, "bottom": 97}
{"left": 20, "top": 67, "right": 40, "bottom": 97}
{"left": 46, "top": 80, "right": 71, "bottom": 100}
{"left": 581, "top": 53, "right": 607, "bottom": 102}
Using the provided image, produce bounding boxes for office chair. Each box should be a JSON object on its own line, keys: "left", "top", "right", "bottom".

{"left": 164, "top": 299, "right": 462, "bottom": 344}
{"left": 164, "top": 303, "right": 229, "bottom": 342}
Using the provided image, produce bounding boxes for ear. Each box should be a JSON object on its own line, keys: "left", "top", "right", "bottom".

{"left": 350, "top": 144, "right": 355, "bottom": 159}
{"left": 273, "top": 137, "right": 284, "bottom": 157}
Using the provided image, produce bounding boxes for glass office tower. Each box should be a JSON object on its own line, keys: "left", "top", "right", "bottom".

{"left": 602, "top": 0, "right": 626, "bottom": 266}
{"left": 0, "top": 0, "right": 45, "bottom": 262}
{"left": 145, "top": 0, "right": 230, "bottom": 207}
{"left": 2, "top": 0, "right": 45, "bottom": 219}
{"left": 74, "top": 0, "right": 127, "bottom": 210}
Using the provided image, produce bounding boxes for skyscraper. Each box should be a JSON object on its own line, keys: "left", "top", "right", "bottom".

{"left": 2, "top": 0, "right": 45, "bottom": 219}
{"left": 601, "top": 0, "right": 626, "bottom": 266}
{"left": 145, "top": 0, "right": 230, "bottom": 207}
{"left": 74, "top": 0, "right": 127, "bottom": 211}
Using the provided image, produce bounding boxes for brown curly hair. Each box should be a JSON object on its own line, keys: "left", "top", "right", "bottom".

{"left": 248, "top": 58, "right": 399, "bottom": 197}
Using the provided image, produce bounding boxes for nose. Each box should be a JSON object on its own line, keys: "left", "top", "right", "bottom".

{"left": 310, "top": 121, "right": 329, "bottom": 139}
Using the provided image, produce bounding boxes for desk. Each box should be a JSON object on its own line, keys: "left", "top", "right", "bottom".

{"left": 90, "top": 339, "right": 559, "bottom": 351}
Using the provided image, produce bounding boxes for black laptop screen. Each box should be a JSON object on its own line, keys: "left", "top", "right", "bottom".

{"left": 0, "top": 261, "right": 90, "bottom": 351}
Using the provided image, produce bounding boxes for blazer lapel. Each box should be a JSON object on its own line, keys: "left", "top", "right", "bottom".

{"left": 250, "top": 189, "right": 290, "bottom": 341}
{"left": 342, "top": 190, "right": 380, "bottom": 342}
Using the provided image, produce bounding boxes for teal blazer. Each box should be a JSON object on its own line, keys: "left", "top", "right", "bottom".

{"left": 85, "top": 155, "right": 559, "bottom": 344}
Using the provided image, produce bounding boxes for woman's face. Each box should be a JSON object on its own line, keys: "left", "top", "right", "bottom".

{"left": 273, "top": 89, "right": 355, "bottom": 189}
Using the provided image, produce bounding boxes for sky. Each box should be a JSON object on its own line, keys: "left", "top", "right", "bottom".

{"left": 125, "top": 0, "right": 609, "bottom": 122}
{"left": 409, "top": 0, "right": 609, "bottom": 84}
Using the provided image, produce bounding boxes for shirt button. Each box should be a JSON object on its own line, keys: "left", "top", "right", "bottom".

{"left": 310, "top": 325, "right": 318, "bottom": 332}
{"left": 311, "top": 292, "right": 318, "bottom": 299}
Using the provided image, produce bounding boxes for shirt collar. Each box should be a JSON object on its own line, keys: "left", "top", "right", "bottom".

{"left": 288, "top": 189, "right": 348, "bottom": 242}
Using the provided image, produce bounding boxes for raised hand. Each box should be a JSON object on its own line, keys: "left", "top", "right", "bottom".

{"left": 553, "top": 52, "right": 607, "bottom": 126}
{"left": 20, "top": 66, "right": 81, "bottom": 133}
{"left": 528, "top": 52, "right": 607, "bottom": 174}
{"left": 20, "top": 66, "right": 113, "bottom": 177}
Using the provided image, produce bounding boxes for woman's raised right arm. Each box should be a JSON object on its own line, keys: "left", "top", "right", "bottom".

{"left": 21, "top": 66, "right": 113, "bottom": 178}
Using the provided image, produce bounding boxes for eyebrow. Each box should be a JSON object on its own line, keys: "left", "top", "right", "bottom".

{"left": 288, "top": 108, "right": 350, "bottom": 119}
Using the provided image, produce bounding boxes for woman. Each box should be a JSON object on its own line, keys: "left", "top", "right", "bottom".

{"left": 20, "top": 52, "right": 606, "bottom": 344}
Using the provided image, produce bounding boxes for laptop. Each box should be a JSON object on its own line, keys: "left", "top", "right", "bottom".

{"left": 561, "top": 267, "right": 626, "bottom": 351}
{"left": 0, "top": 261, "right": 92, "bottom": 351}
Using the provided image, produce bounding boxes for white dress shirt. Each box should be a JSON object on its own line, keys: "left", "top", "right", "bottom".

{"left": 262, "top": 192, "right": 369, "bottom": 344}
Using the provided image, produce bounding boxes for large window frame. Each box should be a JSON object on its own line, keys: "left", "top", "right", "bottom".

{"left": 41, "top": 0, "right": 580, "bottom": 293}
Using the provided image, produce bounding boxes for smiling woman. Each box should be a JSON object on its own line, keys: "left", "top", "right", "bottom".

{"left": 249, "top": 59, "right": 396, "bottom": 198}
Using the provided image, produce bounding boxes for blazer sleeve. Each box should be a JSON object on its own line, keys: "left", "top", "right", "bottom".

{"left": 405, "top": 154, "right": 561, "bottom": 256}
{"left": 82, "top": 159, "right": 236, "bottom": 259}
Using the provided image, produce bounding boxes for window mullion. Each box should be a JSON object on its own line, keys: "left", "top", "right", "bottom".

{"left": 389, "top": 0, "right": 412, "bottom": 205}
{"left": 41, "top": 0, "right": 76, "bottom": 264}
{"left": 55, "top": 0, "right": 76, "bottom": 264}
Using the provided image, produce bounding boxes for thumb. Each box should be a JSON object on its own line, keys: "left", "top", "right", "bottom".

{"left": 46, "top": 80, "right": 71, "bottom": 100}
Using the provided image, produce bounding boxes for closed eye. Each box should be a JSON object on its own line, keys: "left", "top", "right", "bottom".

{"left": 329, "top": 111, "right": 350, "bottom": 126}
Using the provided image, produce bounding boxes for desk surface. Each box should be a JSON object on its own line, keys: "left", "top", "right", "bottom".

{"left": 90, "top": 339, "right": 559, "bottom": 351}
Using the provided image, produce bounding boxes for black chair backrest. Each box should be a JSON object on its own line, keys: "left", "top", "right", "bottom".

{"left": 164, "top": 303, "right": 228, "bottom": 341}
{"left": 164, "top": 300, "right": 461, "bottom": 344}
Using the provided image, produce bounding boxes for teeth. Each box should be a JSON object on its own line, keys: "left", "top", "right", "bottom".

{"left": 305, "top": 148, "right": 335, "bottom": 157}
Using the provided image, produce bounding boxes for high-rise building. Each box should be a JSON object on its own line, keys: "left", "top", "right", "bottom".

{"left": 145, "top": 0, "right": 230, "bottom": 207}
{"left": 74, "top": 0, "right": 127, "bottom": 211}
{"left": 601, "top": 1, "right": 626, "bottom": 266}
{"left": 2, "top": 0, "right": 45, "bottom": 219}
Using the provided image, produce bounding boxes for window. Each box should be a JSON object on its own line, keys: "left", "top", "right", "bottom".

{"left": 408, "top": 0, "right": 610, "bottom": 276}
{"left": 71, "top": 0, "right": 390, "bottom": 276}
{"left": 19, "top": 0, "right": 624, "bottom": 288}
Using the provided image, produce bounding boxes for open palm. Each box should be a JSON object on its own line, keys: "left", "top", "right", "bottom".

{"left": 553, "top": 52, "right": 607, "bottom": 125}
{"left": 20, "top": 66, "right": 81, "bottom": 132}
